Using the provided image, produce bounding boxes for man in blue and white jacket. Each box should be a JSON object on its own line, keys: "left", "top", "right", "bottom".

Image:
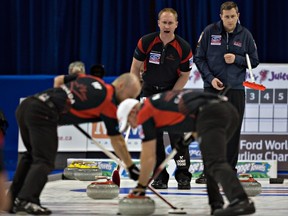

{"left": 194, "top": 1, "right": 259, "bottom": 214}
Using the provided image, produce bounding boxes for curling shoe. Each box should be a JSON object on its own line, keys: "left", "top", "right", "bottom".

{"left": 13, "top": 198, "right": 52, "bottom": 215}
{"left": 177, "top": 178, "right": 191, "bottom": 190}
{"left": 195, "top": 173, "right": 207, "bottom": 184}
{"left": 214, "top": 198, "right": 255, "bottom": 216}
{"left": 151, "top": 179, "right": 168, "bottom": 189}
{"left": 210, "top": 202, "right": 224, "bottom": 215}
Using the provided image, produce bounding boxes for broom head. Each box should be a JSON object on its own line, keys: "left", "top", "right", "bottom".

{"left": 112, "top": 169, "right": 120, "bottom": 187}
{"left": 243, "top": 81, "right": 266, "bottom": 91}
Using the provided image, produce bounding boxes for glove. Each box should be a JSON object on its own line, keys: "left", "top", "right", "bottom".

{"left": 183, "top": 132, "right": 196, "bottom": 146}
{"left": 174, "top": 132, "right": 195, "bottom": 151}
{"left": 129, "top": 183, "right": 147, "bottom": 197}
{"left": 127, "top": 164, "right": 140, "bottom": 181}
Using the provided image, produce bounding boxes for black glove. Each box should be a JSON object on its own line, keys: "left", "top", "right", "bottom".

{"left": 127, "top": 164, "right": 140, "bottom": 181}
{"left": 174, "top": 132, "right": 195, "bottom": 151}
{"left": 129, "top": 183, "right": 147, "bottom": 197}
{"left": 183, "top": 132, "right": 195, "bottom": 146}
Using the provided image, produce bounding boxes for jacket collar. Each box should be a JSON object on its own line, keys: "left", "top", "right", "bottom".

{"left": 216, "top": 20, "right": 243, "bottom": 35}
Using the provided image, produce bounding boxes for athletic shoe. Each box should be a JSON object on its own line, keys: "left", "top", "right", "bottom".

{"left": 9, "top": 198, "right": 18, "bottom": 214}
{"left": 214, "top": 199, "right": 255, "bottom": 216}
{"left": 177, "top": 179, "right": 191, "bottom": 190}
{"left": 210, "top": 202, "right": 224, "bottom": 215}
{"left": 151, "top": 179, "right": 168, "bottom": 189}
{"left": 13, "top": 198, "right": 52, "bottom": 215}
{"left": 195, "top": 173, "right": 207, "bottom": 184}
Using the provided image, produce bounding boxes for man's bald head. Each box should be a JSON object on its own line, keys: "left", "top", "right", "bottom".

{"left": 113, "top": 73, "right": 141, "bottom": 103}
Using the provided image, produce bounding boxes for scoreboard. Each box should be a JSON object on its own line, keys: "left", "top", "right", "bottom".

{"left": 244, "top": 88, "right": 287, "bottom": 133}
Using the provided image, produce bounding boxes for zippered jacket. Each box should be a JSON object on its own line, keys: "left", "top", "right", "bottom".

{"left": 194, "top": 21, "right": 259, "bottom": 89}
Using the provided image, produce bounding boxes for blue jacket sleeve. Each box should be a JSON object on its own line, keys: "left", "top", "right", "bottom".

{"left": 194, "top": 31, "right": 215, "bottom": 84}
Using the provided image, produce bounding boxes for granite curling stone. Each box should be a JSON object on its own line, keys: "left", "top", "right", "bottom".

{"left": 87, "top": 178, "right": 119, "bottom": 199}
{"left": 63, "top": 161, "right": 83, "bottom": 180}
{"left": 239, "top": 174, "right": 262, "bottom": 197}
{"left": 118, "top": 194, "right": 155, "bottom": 215}
{"left": 74, "top": 162, "right": 102, "bottom": 181}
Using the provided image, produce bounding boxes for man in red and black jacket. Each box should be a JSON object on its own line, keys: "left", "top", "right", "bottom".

{"left": 8, "top": 73, "right": 141, "bottom": 215}
{"left": 117, "top": 90, "right": 256, "bottom": 216}
{"left": 130, "top": 8, "right": 193, "bottom": 190}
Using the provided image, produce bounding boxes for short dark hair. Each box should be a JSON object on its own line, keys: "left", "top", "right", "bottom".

{"left": 220, "top": 1, "right": 239, "bottom": 14}
{"left": 90, "top": 64, "right": 105, "bottom": 78}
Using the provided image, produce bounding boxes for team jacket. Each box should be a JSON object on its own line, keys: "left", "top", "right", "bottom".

{"left": 133, "top": 32, "right": 193, "bottom": 87}
{"left": 194, "top": 21, "right": 259, "bottom": 89}
{"left": 136, "top": 90, "right": 224, "bottom": 142}
{"left": 38, "top": 75, "right": 120, "bottom": 135}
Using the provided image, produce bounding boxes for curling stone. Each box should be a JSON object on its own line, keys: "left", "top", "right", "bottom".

{"left": 87, "top": 178, "right": 119, "bottom": 199}
{"left": 63, "top": 161, "right": 83, "bottom": 180}
{"left": 74, "top": 162, "right": 102, "bottom": 181}
{"left": 63, "top": 167, "right": 77, "bottom": 180}
{"left": 119, "top": 194, "right": 155, "bottom": 215}
{"left": 74, "top": 167, "right": 102, "bottom": 181}
{"left": 239, "top": 174, "right": 262, "bottom": 197}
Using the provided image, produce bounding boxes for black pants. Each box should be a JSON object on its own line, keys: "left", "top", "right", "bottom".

{"left": 196, "top": 102, "right": 248, "bottom": 205}
{"left": 142, "top": 83, "right": 191, "bottom": 182}
{"left": 204, "top": 88, "right": 245, "bottom": 170}
{"left": 154, "top": 131, "right": 191, "bottom": 182}
{"left": 9, "top": 97, "right": 59, "bottom": 204}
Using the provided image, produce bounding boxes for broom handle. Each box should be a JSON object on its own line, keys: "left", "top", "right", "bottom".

{"left": 74, "top": 124, "right": 127, "bottom": 169}
{"left": 125, "top": 126, "right": 131, "bottom": 143}
{"left": 113, "top": 126, "right": 131, "bottom": 171}
{"left": 246, "top": 53, "right": 255, "bottom": 82}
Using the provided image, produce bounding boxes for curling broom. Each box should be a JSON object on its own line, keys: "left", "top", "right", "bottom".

{"left": 243, "top": 53, "right": 266, "bottom": 91}
{"left": 111, "top": 126, "right": 131, "bottom": 187}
